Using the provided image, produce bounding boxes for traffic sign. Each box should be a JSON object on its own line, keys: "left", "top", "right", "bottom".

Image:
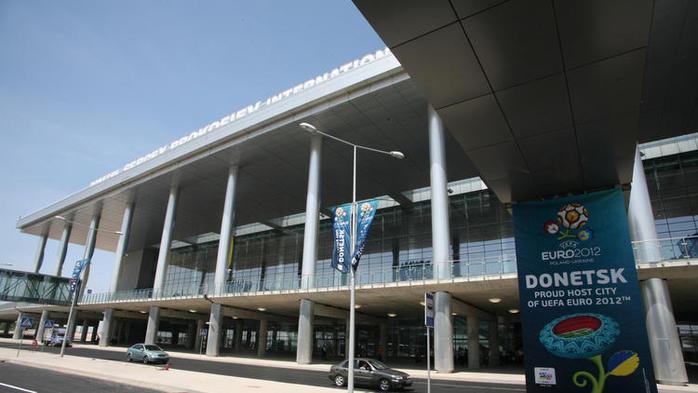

{"left": 424, "top": 293, "right": 434, "bottom": 327}
{"left": 20, "top": 317, "right": 34, "bottom": 329}
{"left": 44, "top": 319, "right": 54, "bottom": 329}
{"left": 200, "top": 328, "right": 207, "bottom": 337}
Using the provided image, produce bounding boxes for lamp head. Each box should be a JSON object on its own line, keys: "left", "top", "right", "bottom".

{"left": 299, "top": 122, "right": 318, "bottom": 134}
{"left": 389, "top": 151, "right": 405, "bottom": 159}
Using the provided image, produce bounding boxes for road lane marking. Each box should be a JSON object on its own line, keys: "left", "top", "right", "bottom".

{"left": 0, "top": 382, "right": 37, "bottom": 393}
{"left": 413, "top": 380, "right": 525, "bottom": 391}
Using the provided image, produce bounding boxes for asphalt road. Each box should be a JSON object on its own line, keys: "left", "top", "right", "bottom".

{"left": 0, "top": 362, "right": 163, "bottom": 393}
{"left": 0, "top": 342, "right": 522, "bottom": 393}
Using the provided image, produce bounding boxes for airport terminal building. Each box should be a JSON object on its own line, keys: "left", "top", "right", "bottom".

{"left": 2, "top": 0, "right": 697, "bottom": 387}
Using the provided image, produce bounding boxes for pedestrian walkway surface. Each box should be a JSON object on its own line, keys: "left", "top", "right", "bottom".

{"left": 0, "top": 338, "right": 696, "bottom": 392}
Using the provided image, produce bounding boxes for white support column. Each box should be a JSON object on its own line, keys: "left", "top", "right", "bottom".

{"left": 32, "top": 233, "right": 48, "bottom": 273}
{"left": 146, "top": 185, "right": 178, "bottom": 344}
{"left": 153, "top": 185, "right": 178, "bottom": 295}
{"left": 80, "top": 319, "right": 89, "bottom": 342}
{"left": 214, "top": 166, "right": 238, "bottom": 295}
{"left": 641, "top": 278, "right": 688, "bottom": 385}
{"left": 144, "top": 306, "right": 160, "bottom": 345}
{"left": 100, "top": 308, "right": 113, "bottom": 347}
{"left": 53, "top": 223, "right": 72, "bottom": 276}
{"left": 13, "top": 312, "right": 24, "bottom": 340}
{"left": 67, "top": 213, "right": 100, "bottom": 340}
{"left": 434, "top": 291, "right": 454, "bottom": 373}
{"left": 206, "top": 303, "right": 222, "bottom": 356}
{"left": 102, "top": 202, "right": 134, "bottom": 347}
{"left": 301, "top": 134, "right": 322, "bottom": 289}
{"left": 36, "top": 310, "right": 49, "bottom": 342}
{"left": 296, "top": 299, "right": 315, "bottom": 364}
{"left": 629, "top": 145, "right": 662, "bottom": 263}
{"left": 488, "top": 319, "right": 500, "bottom": 367}
{"left": 428, "top": 105, "right": 451, "bottom": 280}
{"left": 468, "top": 316, "right": 480, "bottom": 369}
{"left": 257, "top": 319, "right": 268, "bottom": 358}
{"left": 195, "top": 319, "right": 205, "bottom": 353}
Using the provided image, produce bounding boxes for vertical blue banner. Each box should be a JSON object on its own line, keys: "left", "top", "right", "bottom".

{"left": 331, "top": 204, "right": 352, "bottom": 273}
{"left": 351, "top": 200, "right": 378, "bottom": 270}
{"left": 69, "top": 258, "right": 89, "bottom": 293}
{"left": 513, "top": 189, "right": 657, "bottom": 393}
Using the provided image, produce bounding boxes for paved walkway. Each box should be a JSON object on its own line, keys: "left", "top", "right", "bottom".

{"left": 0, "top": 338, "right": 696, "bottom": 392}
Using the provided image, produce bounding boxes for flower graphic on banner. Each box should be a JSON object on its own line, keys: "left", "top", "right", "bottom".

{"left": 544, "top": 203, "right": 593, "bottom": 242}
{"left": 539, "top": 313, "right": 639, "bottom": 393}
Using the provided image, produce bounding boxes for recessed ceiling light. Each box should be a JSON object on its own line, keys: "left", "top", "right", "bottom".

{"left": 189, "top": 309, "right": 197, "bottom": 313}
{"left": 508, "top": 309, "right": 520, "bottom": 314}
{"left": 387, "top": 313, "right": 397, "bottom": 317}
{"left": 489, "top": 298, "right": 502, "bottom": 303}
{"left": 232, "top": 316, "right": 238, "bottom": 319}
{"left": 257, "top": 307, "right": 266, "bottom": 312}
{"left": 419, "top": 301, "right": 425, "bottom": 306}
{"left": 354, "top": 304, "right": 361, "bottom": 309}
{"left": 139, "top": 310, "right": 147, "bottom": 314}
{"left": 451, "top": 312, "right": 457, "bottom": 316}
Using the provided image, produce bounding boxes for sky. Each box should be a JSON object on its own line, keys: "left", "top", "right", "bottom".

{"left": 0, "top": 0, "right": 385, "bottom": 293}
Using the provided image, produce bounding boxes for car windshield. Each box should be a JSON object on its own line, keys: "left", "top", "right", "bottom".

{"left": 368, "top": 360, "right": 389, "bottom": 370}
{"left": 144, "top": 345, "right": 162, "bottom": 351}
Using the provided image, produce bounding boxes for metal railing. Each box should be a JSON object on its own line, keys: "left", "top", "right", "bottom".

{"left": 80, "top": 236, "right": 698, "bottom": 305}
{"left": 80, "top": 254, "right": 517, "bottom": 304}
{"left": 632, "top": 235, "right": 698, "bottom": 264}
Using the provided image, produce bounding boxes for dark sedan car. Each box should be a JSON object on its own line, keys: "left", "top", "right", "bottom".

{"left": 328, "top": 358, "right": 412, "bottom": 391}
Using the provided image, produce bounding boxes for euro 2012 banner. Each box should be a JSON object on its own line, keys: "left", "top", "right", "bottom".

{"left": 513, "top": 189, "right": 657, "bottom": 393}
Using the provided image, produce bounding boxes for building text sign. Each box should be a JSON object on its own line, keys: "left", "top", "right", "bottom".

{"left": 513, "top": 189, "right": 657, "bottom": 393}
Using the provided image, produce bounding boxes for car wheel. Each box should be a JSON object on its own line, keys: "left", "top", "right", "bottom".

{"left": 378, "top": 378, "right": 391, "bottom": 392}
{"left": 143, "top": 356, "right": 149, "bottom": 364}
{"left": 334, "top": 374, "right": 345, "bottom": 387}
{"left": 126, "top": 354, "right": 132, "bottom": 362}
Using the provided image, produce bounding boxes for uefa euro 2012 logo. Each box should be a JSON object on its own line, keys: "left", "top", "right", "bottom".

{"left": 544, "top": 203, "right": 593, "bottom": 243}
{"left": 359, "top": 202, "right": 375, "bottom": 217}
{"left": 335, "top": 207, "right": 348, "bottom": 218}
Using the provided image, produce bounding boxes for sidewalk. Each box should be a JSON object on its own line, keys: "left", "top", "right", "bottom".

{"left": 0, "top": 337, "right": 696, "bottom": 392}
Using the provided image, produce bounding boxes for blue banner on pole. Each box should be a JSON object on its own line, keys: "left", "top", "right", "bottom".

{"left": 331, "top": 204, "right": 352, "bottom": 273}
{"left": 69, "top": 258, "right": 89, "bottom": 293}
{"left": 351, "top": 200, "right": 378, "bottom": 270}
{"left": 513, "top": 189, "right": 657, "bottom": 393}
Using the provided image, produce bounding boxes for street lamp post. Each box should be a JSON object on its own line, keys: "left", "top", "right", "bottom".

{"left": 299, "top": 122, "right": 403, "bottom": 393}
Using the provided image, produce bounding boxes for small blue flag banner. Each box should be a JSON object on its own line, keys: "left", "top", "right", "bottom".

{"left": 351, "top": 200, "right": 378, "bottom": 270}
{"left": 331, "top": 204, "right": 352, "bottom": 273}
{"left": 69, "top": 258, "right": 90, "bottom": 293}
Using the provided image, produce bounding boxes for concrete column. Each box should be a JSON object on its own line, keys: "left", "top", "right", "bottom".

{"left": 234, "top": 320, "right": 243, "bottom": 352}
{"left": 68, "top": 317, "right": 78, "bottom": 341}
{"left": 91, "top": 324, "right": 98, "bottom": 342}
{"left": 379, "top": 323, "right": 388, "bottom": 361}
{"left": 153, "top": 185, "right": 178, "bottom": 295}
{"left": 109, "top": 203, "right": 134, "bottom": 293}
{"left": 629, "top": 145, "right": 662, "bottom": 263}
{"left": 186, "top": 322, "right": 196, "bottom": 350}
{"left": 144, "top": 306, "right": 160, "bottom": 345}
{"left": 53, "top": 222, "right": 72, "bottom": 276}
{"left": 100, "top": 308, "right": 113, "bottom": 347}
{"left": 124, "top": 320, "right": 132, "bottom": 344}
{"left": 434, "top": 291, "right": 453, "bottom": 372}
{"left": 345, "top": 319, "right": 350, "bottom": 358}
{"left": 36, "top": 310, "right": 49, "bottom": 342}
{"left": 428, "top": 105, "right": 451, "bottom": 280}
{"left": 195, "top": 319, "right": 205, "bottom": 353}
{"left": 206, "top": 303, "right": 222, "bottom": 356}
{"left": 3, "top": 323, "right": 9, "bottom": 335}
{"left": 13, "top": 312, "right": 24, "bottom": 339}
{"left": 641, "top": 278, "right": 688, "bottom": 385}
{"left": 257, "top": 319, "right": 268, "bottom": 357}
{"left": 80, "top": 319, "right": 89, "bottom": 342}
{"left": 301, "top": 134, "right": 322, "bottom": 288}
{"left": 296, "top": 299, "right": 314, "bottom": 364}
{"left": 488, "top": 319, "right": 500, "bottom": 367}
{"left": 468, "top": 316, "right": 480, "bottom": 369}
{"left": 80, "top": 213, "right": 101, "bottom": 292}
{"left": 32, "top": 233, "right": 48, "bottom": 273}
{"left": 214, "top": 166, "right": 238, "bottom": 295}
{"left": 146, "top": 186, "right": 178, "bottom": 343}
